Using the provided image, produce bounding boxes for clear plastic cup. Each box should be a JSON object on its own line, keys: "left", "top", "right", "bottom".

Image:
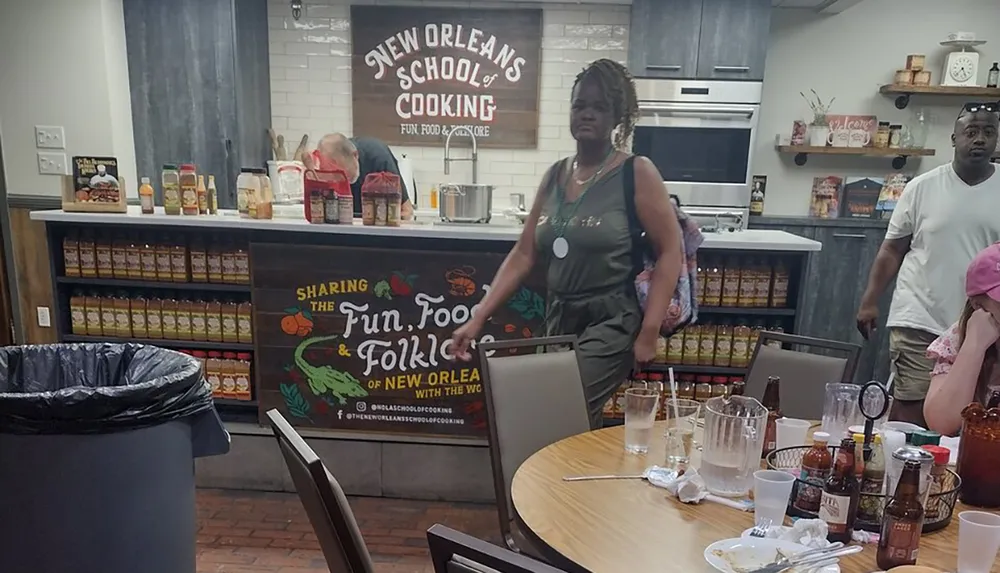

{"left": 958, "top": 511, "right": 1000, "bottom": 573}
{"left": 663, "top": 398, "right": 700, "bottom": 469}
{"left": 624, "top": 388, "right": 659, "bottom": 454}
{"left": 775, "top": 418, "right": 811, "bottom": 450}
{"left": 753, "top": 470, "right": 795, "bottom": 527}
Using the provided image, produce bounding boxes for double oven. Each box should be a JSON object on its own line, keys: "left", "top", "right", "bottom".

{"left": 631, "top": 79, "right": 762, "bottom": 231}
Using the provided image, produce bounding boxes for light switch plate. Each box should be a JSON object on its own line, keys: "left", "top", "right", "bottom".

{"left": 36, "top": 306, "right": 51, "bottom": 328}
{"left": 37, "top": 152, "right": 68, "bottom": 175}
{"left": 35, "top": 125, "right": 66, "bottom": 149}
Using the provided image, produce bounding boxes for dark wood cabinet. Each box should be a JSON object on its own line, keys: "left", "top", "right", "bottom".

{"left": 629, "top": 0, "right": 771, "bottom": 81}
{"left": 696, "top": 0, "right": 771, "bottom": 81}
{"left": 749, "top": 221, "right": 894, "bottom": 383}
{"left": 123, "top": 0, "right": 271, "bottom": 209}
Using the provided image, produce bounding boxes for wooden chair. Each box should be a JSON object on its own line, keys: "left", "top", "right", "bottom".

{"left": 427, "top": 524, "right": 568, "bottom": 573}
{"left": 265, "top": 409, "right": 375, "bottom": 573}
{"left": 477, "top": 336, "right": 591, "bottom": 558}
{"left": 746, "top": 331, "right": 862, "bottom": 420}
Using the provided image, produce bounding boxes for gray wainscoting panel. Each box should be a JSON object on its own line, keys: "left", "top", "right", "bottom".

{"left": 233, "top": 0, "right": 273, "bottom": 206}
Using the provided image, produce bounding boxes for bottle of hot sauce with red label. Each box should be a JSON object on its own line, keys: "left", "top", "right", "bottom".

{"left": 819, "top": 438, "right": 860, "bottom": 543}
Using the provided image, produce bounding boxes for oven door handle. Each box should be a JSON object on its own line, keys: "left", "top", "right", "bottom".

{"left": 639, "top": 103, "right": 756, "bottom": 119}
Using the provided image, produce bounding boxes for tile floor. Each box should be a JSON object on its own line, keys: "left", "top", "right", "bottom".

{"left": 195, "top": 488, "right": 500, "bottom": 573}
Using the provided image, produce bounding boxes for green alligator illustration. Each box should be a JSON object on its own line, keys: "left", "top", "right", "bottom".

{"left": 294, "top": 335, "right": 368, "bottom": 405}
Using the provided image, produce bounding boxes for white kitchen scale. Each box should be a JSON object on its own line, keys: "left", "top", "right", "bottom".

{"left": 940, "top": 33, "right": 987, "bottom": 87}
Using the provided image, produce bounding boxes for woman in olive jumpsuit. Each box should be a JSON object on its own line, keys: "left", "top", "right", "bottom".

{"left": 451, "top": 59, "right": 684, "bottom": 428}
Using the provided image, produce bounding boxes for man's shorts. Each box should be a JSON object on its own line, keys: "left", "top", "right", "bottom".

{"left": 889, "top": 327, "right": 937, "bottom": 402}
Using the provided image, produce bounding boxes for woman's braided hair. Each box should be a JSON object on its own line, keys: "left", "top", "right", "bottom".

{"left": 572, "top": 58, "right": 640, "bottom": 150}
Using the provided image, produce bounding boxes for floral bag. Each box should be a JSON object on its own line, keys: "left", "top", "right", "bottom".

{"left": 623, "top": 156, "right": 704, "bottom": 337}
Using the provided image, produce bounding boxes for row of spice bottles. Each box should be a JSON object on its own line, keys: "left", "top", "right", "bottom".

{"left": 360, "top": 172, "right": 404, "bottom": 227}
{"left": 63, "top": 231, "right": 250, "bottom": 285}
{"left": 696, "top": 257, "right": 790, "bottom": 309}
{"left": 603, "top": 373, "right": 747, "bottom": 419}
{"left": 181, "top": 350, "right": 254, "bottom": 401}
{"left": 655, "top": 320, "right": 786, "bottom": 368}
{"left": 151, "top": 164, "right": 219, "bottom": 216}
{"left": 69, "top": 291, "right": 252, "bottom": 343}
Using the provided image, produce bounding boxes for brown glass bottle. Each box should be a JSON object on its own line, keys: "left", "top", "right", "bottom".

{"left": 819, "top": 438, "right": 861, "bottom": 543}
{"left": 762, "top": 376, "right": 781, "bottom": 457}
{"left": 877, "top": 460, "right": 925, "bottom": 570}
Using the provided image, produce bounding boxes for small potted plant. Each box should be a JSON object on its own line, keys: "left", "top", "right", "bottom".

{"left": 801, "top": 90, "right": 835, "bottom": 147}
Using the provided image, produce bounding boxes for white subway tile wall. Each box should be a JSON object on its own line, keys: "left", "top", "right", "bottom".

{"left": 266, "top": 0, "right": 629, "bottom": 208}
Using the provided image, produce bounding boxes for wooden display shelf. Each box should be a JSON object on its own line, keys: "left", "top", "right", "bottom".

{"left": 645, "top": 364, "right": 746, "bottom": 376}
{"left": 63, "top": 334, "right": 252, "bottom": 352}
{"left": 57, "top": 276, "right": 250, "bottom": 292}
{"left": 776, "top": 145, "right": 935, "bottom": 170}
{"left": 879, "top": 84, "right": 1000, "bottom": 109}
{"left": 699, "top": 306, "right": 795, "bottom": 317}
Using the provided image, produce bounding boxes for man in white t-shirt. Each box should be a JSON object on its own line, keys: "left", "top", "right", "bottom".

{"left": 857, "top": 103, "right": 999, "bottom": 426}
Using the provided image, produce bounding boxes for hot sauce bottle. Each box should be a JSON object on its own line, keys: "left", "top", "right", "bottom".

{"left": 794, "top": 431, "right": 833, "bottom": 513}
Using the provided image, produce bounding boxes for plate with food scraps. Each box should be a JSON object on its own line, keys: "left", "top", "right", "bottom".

{"left": 704, "top": 538, "right": 840, "bottom": 573}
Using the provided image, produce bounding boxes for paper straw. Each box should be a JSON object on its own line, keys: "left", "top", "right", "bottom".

{"left": 668, "top": 367, "right": 680, "bottom": 422}
{"left": 885, "top": 372, "right": 895, "bottom": 395}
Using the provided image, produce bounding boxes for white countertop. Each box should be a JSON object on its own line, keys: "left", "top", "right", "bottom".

{"left": 31, "top": 206, "right": 821, "bottom": 252}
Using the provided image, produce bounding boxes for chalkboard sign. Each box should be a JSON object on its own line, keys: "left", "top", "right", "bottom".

{"left": 252, "top": 243, "right": 546, "bottom": 438}
{"left": 350, "top": 6, "right": 542, "bottom": 149}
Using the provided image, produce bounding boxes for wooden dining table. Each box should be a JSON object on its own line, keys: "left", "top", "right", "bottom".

{"left": 511, "top": 421, "right": 999, "bottom": 573}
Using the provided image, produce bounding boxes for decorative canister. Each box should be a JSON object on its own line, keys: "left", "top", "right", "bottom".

{"left": 913, "top": 70, "right": 932, "bottom": 86}
{"left": 894, "top": 69, "right": 914, "bottom": 85}
{"left": 906, "top": 54, "right": 926, "bottom": 71}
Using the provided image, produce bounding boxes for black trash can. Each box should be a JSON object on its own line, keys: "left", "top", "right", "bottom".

{"left": 0, "top": 343, "right": 230, "bottom": 573}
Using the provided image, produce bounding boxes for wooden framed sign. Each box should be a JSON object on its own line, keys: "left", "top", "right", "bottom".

{"left": 252, "top": 243, "right": 546, "bottom": 438}
{"left": 350, "top": 6, "right": 542, "bottom": 149}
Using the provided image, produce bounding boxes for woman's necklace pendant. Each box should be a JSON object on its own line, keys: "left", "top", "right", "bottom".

{"left": 552, "top": 237, "right": 570, "bottom": 259}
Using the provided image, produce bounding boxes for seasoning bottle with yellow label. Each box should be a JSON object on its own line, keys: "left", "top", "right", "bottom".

{"left": 667, "top": 332, "right": 685, "bottom": 365}
{"left": 190, "top": 238, "right": 208, "bottom": 283}
{"left": 714, "top": 320, "right": 733, "bottom": 367}
{"left": 682, "top": 325, "right": 701, "bottom": 366}
{"left": 126, "top": 234, "right": 143, "bottom": 279}
{"left": 737, "top": 263, "right": 757, "bottom": 308}
{"left": 111, "top": 234, "right": 128, "bottom": 279}
{"left": 100, "top": 295, "right": 117, "bottom": 338}
{"left": 699, "top": 322, "right": 718, "bottom": 366}
{"left": 237, "top": 301, "right": 253, "bottom": 343}
{"left": 220, "top": 353, "right": 238, "bottom": 398}
{"left": 160, "top": 294, "right": 178, "bottom": 340}
{"left": 140, "top": 237, "right": 158, "bottom": 281}
{"left": 145, "top": 297, "right": 163, "bottom": 339}
{"left": 754, "top": 259, "right": 772, "bottom": 308}
{"left": 155, "top": 236, "right": 173, "bottom": 282}
{"left": 731, "top": 320, "right": 752, "bottom": 368}
{"left": 704, "top": 257, "right": 723, "bottom": 307}
{"left": 190, "top": 299, "right": 208, "bottom": 342}
{"left": 175, "top": 298, "right": 192, "bottom": 341}
{"left": 63, "top": 231, "right": 81, "bottom": 277}
{"left": 113, "top": 292, "right": 132, "bottom": 338}
{"left": 721, "top": 257, "right": 741, "bottom": 307}
{"left": 171, "top": 237, "right": 189, "bottom": 283}
{"left": 221, "top": 300, "right": 239, "bottom": 343}
{"left": 234, "top": 244, "right": 250, "bottom": 285}
{"left": 221, "top": 242, "right": 237, "bottom": 285}
{"left": 206, "top": 352, "right": 223, "bottom": 397}
{"left": 85, "top": 292, "right": 103, "bottom": 336}
{"left": 206, "top": 299, "right": 223, "bottom": 342}
{"left": 95, "top": 233, "right": 114, "bottom": 279}
{"left": 207, "top": 239, "right": 224, "bottom": 284}
{"left": 235, "top": 353, "right": 253, "bottom": 401}
{"left": 70, "top": 291, "right": 87, "bottom": 335}
{"left": 131, "top": 294, "right": 148, "bottom": 338}
{"left": 695, "top": 262, "right": 707, "bottom": 306}
{"left": 771, "top": 260, "right": 790, "bottom": 308}
{"left": 79, "top": 231, "right": 97, "bottom": 278}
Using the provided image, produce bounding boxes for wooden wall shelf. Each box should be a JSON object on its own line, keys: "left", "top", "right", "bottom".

{"left": 776, "top": 145, "right": 936, "bottom": 169}
{"left": 879, "top": 84, "right": 1000, "bottom": 109}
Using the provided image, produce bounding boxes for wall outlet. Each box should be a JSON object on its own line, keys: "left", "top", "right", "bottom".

{"left": 37, "top": 152, "right": 68, "bottom": 175}
{"left": 36, "top": 306, "right": 51, "bottom": 328}
{"left": 35, "top": 125, "right": 66, "bottom": 149}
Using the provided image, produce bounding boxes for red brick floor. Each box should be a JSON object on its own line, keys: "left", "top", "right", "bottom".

{"left": 196, "top": 488, "right": 500, "bottom": 573}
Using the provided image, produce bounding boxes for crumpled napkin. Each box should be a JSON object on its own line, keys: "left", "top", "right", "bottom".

{"left": 757, "top": 519, "right": 830, "bottom": 549}
{"left": 646, "top": 466, "right": 753, "bottom": 511}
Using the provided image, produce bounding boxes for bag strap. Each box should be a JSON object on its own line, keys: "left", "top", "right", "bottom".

{"left": 623, "top": 155, "right": 644, "bottom": 279}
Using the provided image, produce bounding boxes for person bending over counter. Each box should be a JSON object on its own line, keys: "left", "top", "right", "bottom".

{"left": 924, "top": 243, "right": 1000, "bottom": 436}
{"left": 305, "top": 133, "right": 414, "bottom": 219}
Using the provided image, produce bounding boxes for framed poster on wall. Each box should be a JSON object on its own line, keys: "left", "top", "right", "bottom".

{"left": 350, "top": 6, "right": 543, "bottom": 149}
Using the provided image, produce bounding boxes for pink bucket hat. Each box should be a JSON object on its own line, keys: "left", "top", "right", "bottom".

{"left": 966, "top": 242, "right": 1000, "bottom": 301}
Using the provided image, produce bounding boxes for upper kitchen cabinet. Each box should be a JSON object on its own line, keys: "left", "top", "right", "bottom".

{"left": 628, "top": 0, "right": 771, "bottom": 81}
{"left": 696, "top": 0, "right": 772, "bottom": 80}
{"left": 628, "top": 0, "right": 703, "bottom": 79}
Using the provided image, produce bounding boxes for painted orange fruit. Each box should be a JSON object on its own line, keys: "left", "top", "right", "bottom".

{"left": 294, "top": 312, "right": 314, "bottom": 330}
{"left": 296, "top": 325, "right": 312, "bottom": 337}
{"left": 281, "top": 315, "right": 298, "bottom": 335}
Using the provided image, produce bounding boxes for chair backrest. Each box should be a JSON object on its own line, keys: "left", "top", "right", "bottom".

{"left": 265, "top": 409, "right": 374, "bottom": 573}
{"left": 427, "top": 524, "right": 568, "bottom": 573}
{"left": 745, "top": 331, "right": 862, "bottom": 420}
{"left": 478, "top": 336, "right": 591, "bottom": 549}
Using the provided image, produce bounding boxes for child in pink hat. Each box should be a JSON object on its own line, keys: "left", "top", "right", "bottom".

{"left": 924, "top": 242, "right": 1000, "bottom": 435}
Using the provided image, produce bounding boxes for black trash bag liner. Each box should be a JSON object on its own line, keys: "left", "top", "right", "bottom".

{"left": 0, "top": 343, "right": 212, "bottom": 434}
